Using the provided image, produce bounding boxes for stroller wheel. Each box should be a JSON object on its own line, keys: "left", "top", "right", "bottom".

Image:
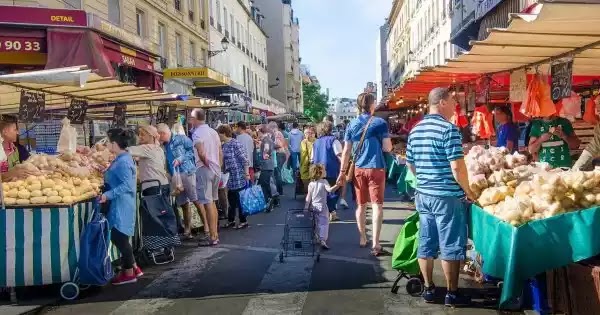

{"left": 406, "top": 277, "right": 424, "bottom": 297}
{"left": 60, "top": 282, "right": 80, "bottom": 301}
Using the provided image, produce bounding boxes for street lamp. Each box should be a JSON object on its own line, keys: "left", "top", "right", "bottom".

{"left": 269, "top": 77, "right": 280, "bottom": 88}
{"left": 209, "top": 37, "right": 230, "bottom": 57}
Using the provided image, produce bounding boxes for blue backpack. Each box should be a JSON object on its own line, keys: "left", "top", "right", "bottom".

{"left": 78, "top": 206, "right": 113, "bottom": 286}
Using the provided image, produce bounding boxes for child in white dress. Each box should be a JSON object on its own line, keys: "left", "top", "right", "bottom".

{"left": 304, "top": 164, "right": 339, "bottom": 250}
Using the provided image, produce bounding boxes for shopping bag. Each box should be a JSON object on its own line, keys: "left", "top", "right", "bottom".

{"left": 240, "top": 184, "right": 266, "bottom": 215}
{"left": 171, "top": 168, "right": 184, "bottom": 196}
{"left": 391, "top": 211, "right": 420, "bottom": 275}
{"left": 57, "top": 117, "right": 78, "bottom": 153}
{"left": 583, "top": 96, "right": 599, "bottom": 124}
{"left": 79, "top": 205, "right": 113, "bottom": 286}
{"left": 281, "top": 165, "right": 294, "bottom": 184}
{"left": 219, "top": 173, "right": 230, "bottom": 188}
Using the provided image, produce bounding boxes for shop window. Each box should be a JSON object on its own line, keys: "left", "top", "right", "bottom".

{"left": 108, "top": 0, "right": 121, "bottom": 26}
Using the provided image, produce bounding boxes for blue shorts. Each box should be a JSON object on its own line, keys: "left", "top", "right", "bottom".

{"left": 415, "top": 193, "right": 467, "bottom": 261}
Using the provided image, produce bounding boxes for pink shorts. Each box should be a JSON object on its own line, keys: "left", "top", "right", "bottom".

{"left": 353, "top": 168, "right": 385, "bottom": 206}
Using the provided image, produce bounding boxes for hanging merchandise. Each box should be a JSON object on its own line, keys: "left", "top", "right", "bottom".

{"left": 557, "top": 91, "right": 581, "bottom": 121}
{"left": 583, "top": 96, "right": 599, "bottom": 125}
{"left": 509, "top": 69, "right": 527, "bottom": 102}
{"left": 471, "top": 105, "right": 495, "bottom": 139}
{"left": 57, "top": 117, "right": 78, "bottom": 153}
{"left": 520, "top": 73, "right": 556, "bottom": 118}
{"left": 451, "top": 104, "right": 468, "bottom": 128}
{"left": 511, "top": 103, "right": 529, "bottom": 123}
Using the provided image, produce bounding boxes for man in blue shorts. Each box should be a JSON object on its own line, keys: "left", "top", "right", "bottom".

{"left": 406, "top": 87, "right": 476, "bottom": 307}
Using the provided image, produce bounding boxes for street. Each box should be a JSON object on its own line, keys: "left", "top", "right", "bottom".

{"left": 33, "top": 185, "right": 509, "bottom": 315}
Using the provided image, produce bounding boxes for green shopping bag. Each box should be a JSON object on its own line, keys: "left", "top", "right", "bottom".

{"left": 391, "top": 211, "right": 420, "bottom": 275}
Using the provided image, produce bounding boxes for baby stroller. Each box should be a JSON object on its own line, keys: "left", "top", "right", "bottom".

{"left": 135, "top": 180, "right": 181, "bottom": 266}
{"left": 390, "top": 211, "right": 424, "bottom": 296}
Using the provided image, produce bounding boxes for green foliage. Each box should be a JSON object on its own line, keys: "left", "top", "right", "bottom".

{"left": 302, "top": 82, "right": 329, "bottom": 122}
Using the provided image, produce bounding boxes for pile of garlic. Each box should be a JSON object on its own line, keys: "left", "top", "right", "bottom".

{"left": 478, "top": 169, "right": 600, "bottom": 226}
{"left": 3, "top": 174, "right": 102, "bottom": 206}
{"left": 466, "top": 145, "right": 528, "bottom": 180}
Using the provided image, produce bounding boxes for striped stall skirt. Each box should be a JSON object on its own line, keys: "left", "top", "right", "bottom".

{"left": 0, "top": 201, "right": 124, "bottom": 288}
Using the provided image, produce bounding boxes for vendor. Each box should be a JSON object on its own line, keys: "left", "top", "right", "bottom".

{"left": 528, "top": 115, "right": 580, "bottom": 168}
{"left": 494, "top": 106, "right": 519, "bottom": 153}
{"left": 573, "top": 123, "right": 600, "bottom": 170}
{"left": 0, "top": 116, "right": 34, "bottom": 181}
{"left": 126, "top": 125, "right": 169, "bottom": 194}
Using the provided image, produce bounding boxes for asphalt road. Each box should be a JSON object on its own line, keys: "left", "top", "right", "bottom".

{"left": 30, "top": 185, "right": 515, "bottom": 315}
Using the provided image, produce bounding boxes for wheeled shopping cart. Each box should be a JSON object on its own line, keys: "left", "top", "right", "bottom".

{"left": 279, "top": 209, "right": 320, "bottom": 263}
{"left": 390, "top": 211, "right": 424, "bottom": 296}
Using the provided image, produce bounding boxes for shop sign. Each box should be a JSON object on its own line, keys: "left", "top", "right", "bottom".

{"left": 0, "top": 6, "right": 87, "bottom": 27}
{"left": 87, "top": 14, "right": 153, "bottom": 54}
{"left": 165, "top": 68, "right": 208, "bottom": 79}
{"left": 0, "top": 37, "right": 45, "bottom": 53}
{"left": 475, "top": 0, "right": 503, "bottom": 20}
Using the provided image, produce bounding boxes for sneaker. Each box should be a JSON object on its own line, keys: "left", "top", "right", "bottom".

{"left": 134, "top": 266, "right": 144, "bottom": 278}
{"left": 112, "top": 272, "right": 137, "bottom": 286}
{"left": 338, "top": 199, "right": 349, "bottom": 209}
{"left": 330, "top": 211, "right": 340, "bottom": 221}
{"left": 422, "top": 285, "right": 436, "bottom": 303}
{"left": 320, "top": 240, "right": 330, "bottom": 250}
{"left": 445, "top": 291, "right": 471, "bottom": 307}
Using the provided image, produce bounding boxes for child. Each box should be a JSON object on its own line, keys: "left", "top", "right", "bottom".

{"left": 304, "top": 164, "right": 340, "bottom": 250}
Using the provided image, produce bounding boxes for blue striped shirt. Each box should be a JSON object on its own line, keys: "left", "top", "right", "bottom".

{"left": 406, "top": 114, "right": 464, "bottom": 197}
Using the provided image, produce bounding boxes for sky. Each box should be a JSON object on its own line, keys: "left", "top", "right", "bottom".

{"left": 294, "top": 0, "right": 392, "bottom": 99}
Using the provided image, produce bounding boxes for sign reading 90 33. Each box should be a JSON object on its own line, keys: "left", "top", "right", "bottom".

{"left": 0, "top": 38, "right": 45, "bottom": 52}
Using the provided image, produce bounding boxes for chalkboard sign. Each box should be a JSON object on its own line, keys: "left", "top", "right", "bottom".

{"left": 66, "top": 99, "right": 88, "bottom": 124}
{"left": 18, "top": 90, "right": 45, "bottom": 123}
{"left": 551, "top": 60, "right": 573, "bottom": 101}
{"left": 155, "top": 105, "right": 168, "bottom": 124}
{"left": 113, "top": 104, "right": 126, "bottom": 127}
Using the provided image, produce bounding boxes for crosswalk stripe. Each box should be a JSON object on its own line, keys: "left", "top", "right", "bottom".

{"left": 241, "top": 255, "right": 315, "bottom": 315}
{"left": 109, "top": 247, "right": 227, "bottom": 315}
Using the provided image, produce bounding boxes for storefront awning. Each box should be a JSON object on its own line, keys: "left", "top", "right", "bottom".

{"left": 438, "top": 2, "right": 600, "bottom": 76}
{"left": 0, "top": 66, "right": 177, "bottom": 114}
{"left": 163, "top": 67, "right": 245, "bottom": 95}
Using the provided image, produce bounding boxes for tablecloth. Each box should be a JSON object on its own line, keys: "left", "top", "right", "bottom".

{"left": 469, "top": 205, "right": 600, "bottom": 307}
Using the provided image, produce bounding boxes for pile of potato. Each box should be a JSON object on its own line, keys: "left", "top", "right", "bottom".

{"left": 3, "top": 174, "right": 102, "bottom": 206}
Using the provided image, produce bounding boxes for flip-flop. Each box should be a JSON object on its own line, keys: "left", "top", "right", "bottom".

{"left": 235, "top": 223, "right": 249, "bottom": 229}
{"left": 371, "top": 247, "right": 391, "bottom": 257}
{"left": 181, "top": 233, "right": 194, "bottom": 241}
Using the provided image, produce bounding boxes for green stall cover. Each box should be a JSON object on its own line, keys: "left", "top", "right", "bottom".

{"left": 469, "top": 205, "right": 600, "bottom": 307}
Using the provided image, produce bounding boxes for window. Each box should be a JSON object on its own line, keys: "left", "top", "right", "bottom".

{"left": 175, "top": 33, "right": 183, "bottom": 66}
{"left": 189, "top": 41, "right": 196, "bottom": 66}
{"left": 64, "top": 0, "right": 81, "bottom": 9}
{"left": 230, "top": 14, "right": 234, "bottom": 39}
{"left": 223, "top": 7, "right": 228, "bottom": 36}
{"left": 158, "top": 23, "right": 167, "bottom": 57}
{"left": 135, "top": 9, "right": 145, "bottom": 37}
{"left": 175, "top": 0, "right": 182, "bottom": 12}
{"left": 216, "top": 0, "right": 221, "bottom": 25}
{"left": 236, "top": 21, "right": 241, "bottom": 44}
{"left": 209, "top": 0, "right": 214, "bottom": 25}
{"left": 200, "top": 48, "right": 207, "bottom": 65}
{"left": 242, "top": 65, "right": 247, "bottom": 87}
{"left": 188, "top": 0, "right": 195, "bottom": 21}
{"left": 108, "top": 0, "right": 121, "bottom": 26}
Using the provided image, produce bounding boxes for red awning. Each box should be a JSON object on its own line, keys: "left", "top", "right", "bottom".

{"left": 100, "top": 37, "right": 155, "bottom": 72}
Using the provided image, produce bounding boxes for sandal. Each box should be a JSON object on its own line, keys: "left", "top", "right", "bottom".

{"left": 371, "top": 246, "right": 391, "bottom": 257}
{"left": 198, "top": 238, "right": 219, "bottom": 247}
{"left": 235, "top": 222, "right": 249, "bottom": 229}
{"left": 222, "top": 222, "right": 236, "bottom": 229}
{"left": 181, "top": 233, "right": 194, "bottom": 241}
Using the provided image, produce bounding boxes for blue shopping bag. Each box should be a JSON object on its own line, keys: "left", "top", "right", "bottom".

{"left": 78, "top": 204, "right": 113, "bottom": 286}
{"left": 281, "top": 165, "right": 294, "bottom": 184}
{"left": 240, "top": 184, "right": 267, "bottom": 216}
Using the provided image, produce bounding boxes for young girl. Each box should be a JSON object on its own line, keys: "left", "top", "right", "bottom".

{"left": 304, "top": 164, "right": 339, "bottom": 250}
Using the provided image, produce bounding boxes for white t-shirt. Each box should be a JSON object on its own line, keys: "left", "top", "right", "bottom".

{"left": 192, "top": 124, "right": 221, "bottom": 175}
{"left": 236, "top": 133, "right": 255, "bottom": 167}
{"left": 308, "top": 179, "right": 333, "bottom": 212}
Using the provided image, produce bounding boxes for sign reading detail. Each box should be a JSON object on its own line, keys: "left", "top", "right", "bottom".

{"left": 551, "top": 60, "right": 573, "bottom": 102}
{"left": 67, "top": 99, "right": 88, "bottom": 124}
{"left": 0, "top": 6, "right": 87, "bottom": 27}
{"left": 18, "top": 90, "right": 45, "bottom": 123}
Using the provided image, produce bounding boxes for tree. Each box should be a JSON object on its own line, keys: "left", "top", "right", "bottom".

{"left": 302, "top": 82, "right": 329, "bottom": 123}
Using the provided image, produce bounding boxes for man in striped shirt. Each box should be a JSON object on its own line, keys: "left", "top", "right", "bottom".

{"left": 406, "top": 87, "right": 475, "bottom": 307}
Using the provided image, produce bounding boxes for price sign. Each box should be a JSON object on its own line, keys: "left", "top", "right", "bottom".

{"left": 112, "top": 104, "right": 126, "bottom": 127}
{"left": 551, "top": 60, "right": 573, "bottom": 101}
{"left": 18, "top": 90, "right": 45, "bottom": 123}
{"left": 0, "top": 37, "right": 45, "bottom": 53}
{"left": 155, "top": 105, "right": 168, "bottom": 124}
{"left": 66, "top": 99, "right": 88, "bottom": 124}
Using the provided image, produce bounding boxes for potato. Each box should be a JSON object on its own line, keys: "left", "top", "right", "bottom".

{"left": 2, "top": 183, "right": 11, "bottom": 191}
{"left": 47, "top": 196, "right": 62, "bottom": 204}
{"left": 13, "top": 180, "right": 25, "bottom": 188}
{"left": 42, "top": 179, "right": 55, "bottom": 188}
{"left": 30, "top": 190, "right": 43, "bottom": 198}
{"left": 44, "top": 190, "right": 59, "bottom": 197}
{"left": 62, "top": 183, "right": 74, "bottom": 190}
{"left": 17, "top": 190, "right": 31, "bottom": 199}
{"left": 72, "top": 178, "right": 82, "bottom": 186}
{"left": 5, "top": 189, "right": 18, "bottom": 198}
{"left": 30, "top": 196, "right": 48, "bottom": 204}
{"left": 26, "top": 175, "right": 38, "bottom": 184}
{"left": 59, "top": 190, "right": 72, "bottom": 197}
{"left": 81, "top": 179, "right": 91, "bottom": 186}
{"left": 16, "top": 199, "right": 30, "bottom": 205}
{"left": 79, "top": 184, "right": 92, "bottom": 193}
{"left": 4, "top": 197, "right": 16, "bottom": 205}
{"left": 53, "top": 185, "right": 64, "bottom": 192}
{"left": 28, "top": 183, "right": 42, "bottom": 191}
{"left": 62, "top": 196, "right": 74, "bottom": 204}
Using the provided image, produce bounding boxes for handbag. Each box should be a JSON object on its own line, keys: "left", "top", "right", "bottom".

{"left": 345, "top": 116, "right": 374, "bottom": 181}
{"left": 240, "top": 183, "right": 267, "bottom": 215}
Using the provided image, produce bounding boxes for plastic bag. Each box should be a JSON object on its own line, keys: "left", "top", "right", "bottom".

{"left": 171, "top": 168, "right": 184, "bottom": 196}
{"left": 583, "top": 96, "right": 599, "bottom": 124}
{"left": 219, "top": 172, "right": 230, "bottom": 188}
{"left": 172, "top": 122, "right": 186, "bottom": 136}
{"left": 520, "top": 74, "right": 556, "bottom": 118}
{"left": 558, "top": 91, "right": 581, "bottom": 121}
{"left": 240, "top": 184, "right": 266, "bottom": 215}
{"left": 282, "top": 166, "right": 294, "bottom": 184}
{"left": 471, "top": 106, "right": 495, "bottom": 139}
{"left": 57, "top": 117, "right": 78, "bottom": 153}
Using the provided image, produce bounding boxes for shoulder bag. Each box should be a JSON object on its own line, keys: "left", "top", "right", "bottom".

{"left": 345, "top": 116, "right": 374, "bottom": 181}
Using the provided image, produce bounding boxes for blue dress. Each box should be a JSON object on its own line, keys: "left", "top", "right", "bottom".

{"left": 103, "top": 152, "right": 137, "bottom": 236}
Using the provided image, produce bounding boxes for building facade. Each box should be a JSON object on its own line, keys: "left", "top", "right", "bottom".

{"left": 206, "top": 0, "right": 271, "bottom": 111}
{"left": 327, "top": 97, "right": 357, "bottom": 126}
{"left": 386, "top": 0, "right": 411, "bottom": 89}
{"left": 375, "top": 21, "right": 389, "bottom": 103}
{"left": 252, "top": 0, "right": 303, "bottom": 113}
{"left": 0, "top": 0, "right": 211, "bottom": 94}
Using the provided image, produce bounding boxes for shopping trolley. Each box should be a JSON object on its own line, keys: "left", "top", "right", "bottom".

{"left": 279, "top": 209, "right": 320, "bottom": 263}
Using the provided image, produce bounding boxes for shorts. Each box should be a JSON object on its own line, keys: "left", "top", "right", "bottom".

{"left": 175, "top": 172, "right": 198, "bottom": 206}
{"left": 196, "top": 167, "right": 219, "bottom": 204}
{"left": 415, "top": 193, "right": 467, "bottom": 261}
{"left": 353, "top": 168, "right": 385, "bottom": 206}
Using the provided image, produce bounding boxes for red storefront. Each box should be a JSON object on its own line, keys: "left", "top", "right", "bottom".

{"left": 0, "top": 6, "right": 162, "bottom": 90}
